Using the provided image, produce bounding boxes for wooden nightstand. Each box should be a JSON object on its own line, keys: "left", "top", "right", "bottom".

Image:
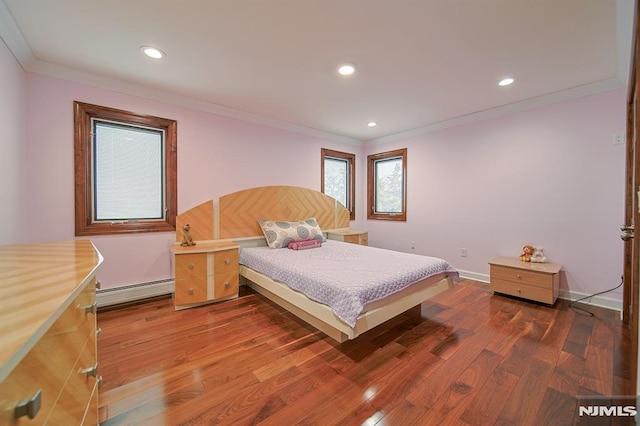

{"left": 171, "top": 242, "right": 239, "bottom": 310}
{"left": 326, "top": 229, "right": 368, "bottom": 246}
{"left": 489, "top": 256, "right": 562, "bottom": 305}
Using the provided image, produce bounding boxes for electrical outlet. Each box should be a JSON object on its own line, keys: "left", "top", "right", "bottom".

{"left": 614, "top": 134, "right": 624, "bottom": 145}
{"left": 460, "top": 248, "right": 467, "bottom": 257}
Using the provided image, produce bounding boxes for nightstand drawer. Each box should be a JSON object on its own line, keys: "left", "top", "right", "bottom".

{"left": 175, "top": 253, "right": 208, "bottom": 280}
{"left": 174, "top": 276, "right": 208, "bottom": 305}
{"left": 213, "top": 249, "right": 238, "bottom": 274}
{"left": 490, "top": 278, "right": 555, "bottom": 304}
{"left": 214, "top": 271, "right": 239, "bottom": 299}
{"left": 490, "top": 264, "right": 553, "bottom": 289}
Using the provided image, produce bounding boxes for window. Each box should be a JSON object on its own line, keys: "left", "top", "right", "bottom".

{"left": 367, "top": 148, "right": 407, "bottom": 221}
{"left": 74, "top": 101, "right": 177, "bottom": 236}
{"left": 321, "top": 148, "right": 355, "bottom": 220}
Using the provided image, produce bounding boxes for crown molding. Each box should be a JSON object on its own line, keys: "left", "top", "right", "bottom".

{"left": 366, "top": 77, "right": 625, "bottom": 145}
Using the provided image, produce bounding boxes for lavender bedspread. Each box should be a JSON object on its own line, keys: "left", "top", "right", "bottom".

{"left": 239, "top": 240, "right": 459, "bottom": 327}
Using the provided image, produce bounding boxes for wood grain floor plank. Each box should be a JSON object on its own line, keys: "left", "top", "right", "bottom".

{"left": 460, "top": 364, "right": 520, "bottom": 426}
{"left": 549, "top": 350, "right": 587, "bottom": 396}
{"left": 494, "top": 357, "right": 555, "bottom": 425}
{"left": 533, "top": 387, "right": 577, "bottom": 426}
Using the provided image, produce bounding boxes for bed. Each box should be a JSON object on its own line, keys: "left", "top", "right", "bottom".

{"left": 174, "top": 185, "right": 458, "bottom": 342}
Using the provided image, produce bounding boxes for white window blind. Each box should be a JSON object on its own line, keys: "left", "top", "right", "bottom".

{"left": 93, "top": 120, "right": 164, "bottom": 221}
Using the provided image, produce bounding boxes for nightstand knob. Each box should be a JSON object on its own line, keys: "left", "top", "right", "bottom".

{"left": 224, "top": 282, "right": 231, "bottom": 289}
{"left": 516, "top": 274, "right": 521, "bottom": 279}
{"left": 188, "top": 263, "right": 195, "bottom": 270}
{"left": 517, "top": 288, "right": 522, "bottom": 293}
{"left": 188, "top": 288, "right": 194, "bottom": 295}
{"left": 224, "top": 259, "right": 231, "bottom": 265}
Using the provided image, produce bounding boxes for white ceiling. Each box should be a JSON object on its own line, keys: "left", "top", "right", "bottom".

{"left": 0, "top": 0, "right": 635, "bottom": 144}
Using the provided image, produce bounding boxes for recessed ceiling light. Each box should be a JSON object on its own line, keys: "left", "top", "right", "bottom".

{"left": 367, "top": 121, "right": 377, "bottom": 127}
{"left": 337, "top": 63, "right": 356, "bottom": 76}
{"left": 141, "top": 46, "right": 165, "bottom": 59}
{"left": 498, "top": 77, "right": 516, "bottom": 86}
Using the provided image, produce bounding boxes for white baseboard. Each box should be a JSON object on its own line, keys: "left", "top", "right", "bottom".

{"left": 557, "top": 289, "right": 622, "bottom": 312}
{"left": 97, "top": 279, "right": 174, "bottom": 307}
{"left": 457, "top": 269, "right": 622, "bottom": 312}
{"left": 457, "top": 269, "right": 490, "bottom": 283}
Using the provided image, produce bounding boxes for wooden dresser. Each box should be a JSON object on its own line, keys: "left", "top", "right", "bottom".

{"left": 489, "top": 256, "right": 562, "bottom": 305}
{"left": 326, "top": 229, "right": 368, "bottom": 246}
{"left": 171, "top": 242, "right": 240, "bottom": 310}
{"left": 0, "top": 240, "right": 103, "bottom": 425}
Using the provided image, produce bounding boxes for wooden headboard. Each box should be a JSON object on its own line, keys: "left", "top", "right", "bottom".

{"left": 176, "top": 185, "right": 350, "bottom": 242}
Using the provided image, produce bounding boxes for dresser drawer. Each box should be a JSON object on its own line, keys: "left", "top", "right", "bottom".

{"left": 213, "top": 249, "right": 238, "bottom": 274}
{"left": 0, "top": 284, "right": 95, "bottom": 424}
{"left": 490, "top": 264, "right": 554, "bottom": 289}
{"left": 46, "top": 332, "right": 97, "bottom": 425}
{"left": 214, "top": 271, "right": 239, "bottom": 299}
{"left": 175, "top": 253, "right": 208, "bottom": 280}
{"left": 490, "top": 278, "right": 555, "bottom": 304}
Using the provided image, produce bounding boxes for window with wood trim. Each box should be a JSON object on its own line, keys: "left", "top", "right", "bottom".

{"left": 74, "top": 101, "right": 177, "bottom": 236}
{"left": 321, "top": 148, "right": 355, "bottom": 220}
{"left": 367, "top": 148, "right": 407, "bottom": 221}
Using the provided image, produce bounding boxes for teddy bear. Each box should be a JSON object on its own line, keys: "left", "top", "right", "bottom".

{"left": 519, "top": 245, "right": 534, "bottom": 262}
{"left": 530, "top": 246, "right": 547, "bottom": 263}
{"left": 180, "top": 223, "right": 196, "bottom": 247}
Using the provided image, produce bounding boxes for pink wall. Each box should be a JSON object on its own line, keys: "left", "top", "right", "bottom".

{"left": 364, "top": 89, "right": 626, "bottom": 303}
{"left": 22, "top": 74, "right": 359, "bottom": 289}
{"left": 0, "top": 39, "right": 27, "bottom": 244}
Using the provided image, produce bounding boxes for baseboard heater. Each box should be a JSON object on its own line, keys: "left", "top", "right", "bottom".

{"left": 96, "top": 279, "right": 174, "bottom": 307}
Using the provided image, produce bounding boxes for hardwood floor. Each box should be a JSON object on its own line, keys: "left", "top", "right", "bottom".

{"left": 97, "top": 280, "right": 633, "bottom": 425}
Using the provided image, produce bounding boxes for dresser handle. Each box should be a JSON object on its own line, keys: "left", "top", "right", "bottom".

{"left": 83, "top": 301, "right": 98, "bottom": 315}
{"left": 224, "top": 259, "right": 231, "bottom": 265}
{"left": 188, "top": 288, "right": 194, "bottom": 295}
{"left": 516, "top": 288, "right": 522, "bottom": 293}
{"left": 14, "top": 389, "right": 42, "bottom": 420}
{"left": 188, "top": 263, "right": 195, "bottom": 270}
{"left": 96, "top": 280, "right": 102, "bottom": 289}
{"left": 224, "top": 282, "right": 231, "bottom": 289}
{"left": 80, "top": 364, "right": 99, "bottom": 378}
{"left": 96, "top": 328, "right": 103, "bottom": 338}
{"left": 516, "top": 274, "right": 521, "bottom": 279}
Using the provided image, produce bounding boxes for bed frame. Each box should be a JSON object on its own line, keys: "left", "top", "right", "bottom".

{"left": 175, "top": 185, "right": 454, "bottom": 342}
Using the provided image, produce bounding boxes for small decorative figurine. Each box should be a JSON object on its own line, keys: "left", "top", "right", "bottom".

{"left": 530, "top": 246, "right": 547, "bottom": 263}
{"left": 180, "top": 223, "right": 196, "bottom": 247}
{"left": 519, "top": 244, "right": 534, "bottom": 262}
